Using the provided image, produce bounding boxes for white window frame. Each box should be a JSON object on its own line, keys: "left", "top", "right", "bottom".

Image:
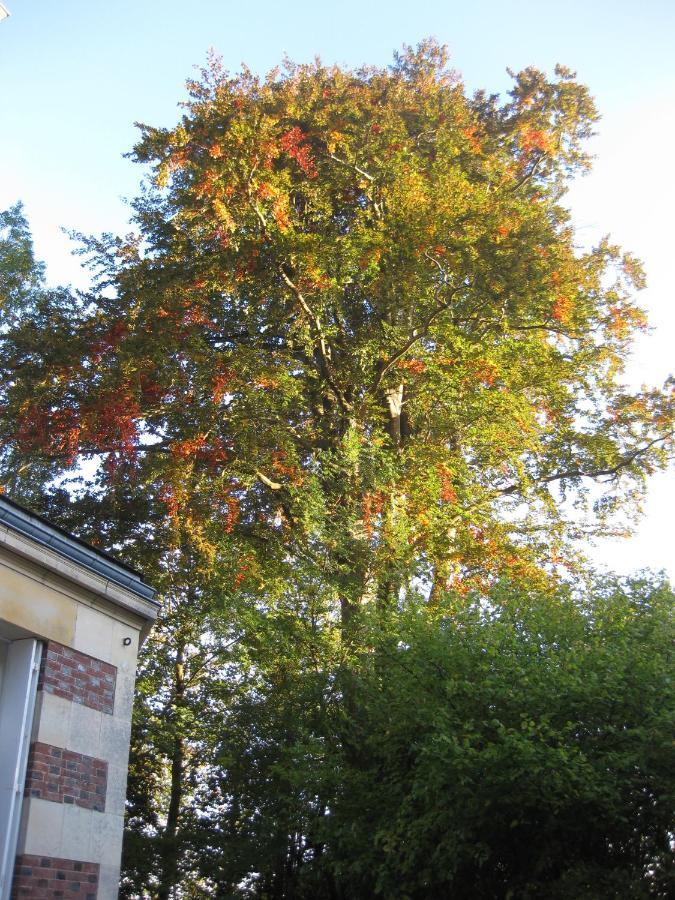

{"left": 0, "top": 638, "right": 42, "bottom": 900}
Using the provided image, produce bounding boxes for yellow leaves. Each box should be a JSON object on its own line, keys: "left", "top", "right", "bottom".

{"left": 416, "top": 509, "right": 431, "bottom": 528}
{"left": 272, "top": 198, "right": 291, "bottom": 231}
{"left": 326, "top": 130, "right": 343, "bottom": 154}
{"left": 607, "top": 303, "right": 648, "bottom": 340}
{"left": 386, "top": 165, "right": 430, "bottom": 219}
{"left": 213, "top": 198, "right": 235, "bottom": 232}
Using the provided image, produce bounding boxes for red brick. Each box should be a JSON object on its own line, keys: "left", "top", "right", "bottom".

{"left": 25, "top": 743, "right": 107, "bottom": 812}
{"left": 12, "top": 856, "right": 99, "bottom": 899}
{"left": 38, "top": 641, "right": 116, "bottom": 715}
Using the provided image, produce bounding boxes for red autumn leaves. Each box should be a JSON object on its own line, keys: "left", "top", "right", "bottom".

{"left": 279, "top": 126, "right": 318, "bottom": 178}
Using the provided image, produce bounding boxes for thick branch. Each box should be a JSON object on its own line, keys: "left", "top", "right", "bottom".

{"left": 255, "top": 470, "right": 283, "bottom": 490}
{"left": 248, "top": 191, "right": 350, "bottom": 413}
{"left": 328, "top": 153, "right": 375, "bottom": 182}
{"left": 498, "top": 436, "right": 669, "bottom": 495}
{"left": 372, "top": 286, "right": 460, "bottom": 394}
{"left": 509, "top": 151, "right": 547, "bottom": 193}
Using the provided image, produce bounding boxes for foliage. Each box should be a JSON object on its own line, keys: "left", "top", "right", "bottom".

{"left": 1, "top": 43, "right": 671, "bottom": 599}
{"left": 135, "top": 575, "right": 675, "bottom": 898}
{"left": 308, "top": 576, "right": 675, "bottom": 898}
{"left": 0, "top": 202, "right": 45, "bottom": 316}
{"left": 0, "top": 41, "right": 673, "bottom": 899}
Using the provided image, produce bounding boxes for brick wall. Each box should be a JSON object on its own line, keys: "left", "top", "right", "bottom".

{"left": 12, "top": 855, "right": 99, "bottom": 899}
{"left": 38, "top": 641, "right": 116, "bottom": 714}
{"left": 24, "top": 742, "right": 108, "bottom": 812}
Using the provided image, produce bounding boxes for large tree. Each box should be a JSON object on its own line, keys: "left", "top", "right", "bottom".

{"left": 1, "top": 42, "right": 673, "bottom": 898}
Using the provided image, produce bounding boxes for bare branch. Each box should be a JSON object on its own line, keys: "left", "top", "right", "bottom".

{"left": 498, "top": 436, "right": 670, "bottom": 495}
{"left": 328, "top": 153, "right": 375, "bottom": 182}
{"left": 255, "top": 470, "right": 283, "bottom": 490}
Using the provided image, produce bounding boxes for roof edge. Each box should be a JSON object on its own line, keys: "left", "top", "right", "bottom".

{"left": 0, "top": 496, "right": 157, "bottom": 606}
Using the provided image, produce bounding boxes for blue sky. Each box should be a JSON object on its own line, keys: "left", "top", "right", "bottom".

{"left": 1, "top": 0, "right": 673, "bottom": 577}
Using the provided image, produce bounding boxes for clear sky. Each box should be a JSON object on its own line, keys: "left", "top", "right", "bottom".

{"left": 1, "top": 0, "right": 673, "bottom": 578}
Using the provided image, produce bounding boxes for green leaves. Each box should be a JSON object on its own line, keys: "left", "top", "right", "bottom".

{"left": 314, "top": 576, "right": 674, "bottom": 898}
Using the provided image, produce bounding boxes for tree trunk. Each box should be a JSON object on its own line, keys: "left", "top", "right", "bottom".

{"left": 157, "top": 645, "right": 186, "bottom": 900}
{"left": 385, "top": 383, "right": 404, "bottom": 447}
{"left": 429, "top": 558, "right": 450, "bottom": 609}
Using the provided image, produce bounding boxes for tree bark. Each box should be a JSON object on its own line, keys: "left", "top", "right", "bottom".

{"left": 157, "top": 644, "right": 186, "bottom": 900}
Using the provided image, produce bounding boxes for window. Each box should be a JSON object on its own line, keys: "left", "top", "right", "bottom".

{"left": 0, "top": 637, "right": 42, "bottom": 900}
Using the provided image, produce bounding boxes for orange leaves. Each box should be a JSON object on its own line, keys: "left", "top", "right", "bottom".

{"left": 15, "top": 404, "right": 81, "bottom": 465}
{"left": 16, "top": 387, "right": 142, "bottom": 465}
{"left": 466, "top": 359, "right": 498, "bottom": 388}
{"left": 607, "top": 303, "right": 648, "bottom": 340}
{"left": 552, "top": 294, "right": 574, "bottom": 324}
{"left": 437, "top": 464, "right": 457, "bottom": 503}
{"left": 156, "top": 295, "right": 214, "bottom": 333}
{"left": 90, "top": 320, "right": 128, "bottom": 364}
{"left": 546, "top": 269, "right": 575, "bottom": 325}
{"left": 170, "top": 432, "right": 230, "bottom": 471}
{"left": 519, "top": 126, "right": 554, "bottom": 155}
{"left": 271, "top": 449, "right": 302, "bottom": 485}
{"left": 233, "top": 560, "right": 250, "bottom": 588}
{"left": 171, "top": 433, "right": 208, "bottom": 460}
{"left": 222, "top": 490, "right": 240, "bottom": 533}
{"left": 297, "top": 263, "right": 330, "bottom": 293}
{"left": 255, "top": 181, "right": 275, "bottom": 201}
{"left": 494, "top": 216, "right": 519, "bottom": 242}
{"left": 158, "top": 484, "right": 181, "bottom": 519}
{"left": 462, "top": 126, "right": 481, "bottom": 153}
{"left": 255, "top": 375, "right": 279, "bottom": 390}
{"left": 212, "top": 366, "right": 236, "bottom": 404}
{"left": 167, "top": 149, "right": 188, "bottom": 171}
{"left": 279, "top": 126, "right": 318, "bottom": 178}
{"left": 397, "top": 358, "right": 426, "bottom": 376}
{"left": 358, "top": 248, "right": 382, "bottom": 272}
{"left": 85, "top": 391, "right": 140, "bottom": 458}
{"left": 363, "top": 491, "right": 386, "bottom": 538}
{"left": 272, "top": 199, "right": 291, "bottom": 231}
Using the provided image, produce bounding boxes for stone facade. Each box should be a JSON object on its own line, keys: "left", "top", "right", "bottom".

{"left": 0, "top": 498, "right": 158, "bottom": 900}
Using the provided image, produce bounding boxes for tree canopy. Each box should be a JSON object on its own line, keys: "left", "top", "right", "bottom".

{"left": 2, "top": 43, "right": 672, "bottom": 603}
{"left": 0, "top": 41, "right": 673, "bottom": 899}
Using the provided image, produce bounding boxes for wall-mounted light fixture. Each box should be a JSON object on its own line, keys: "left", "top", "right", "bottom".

{"left": 0, "top": 5, "right": 10, "bottom": 22}
{"left": 122, "top": 637, "right": 132, "bottom": 647}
